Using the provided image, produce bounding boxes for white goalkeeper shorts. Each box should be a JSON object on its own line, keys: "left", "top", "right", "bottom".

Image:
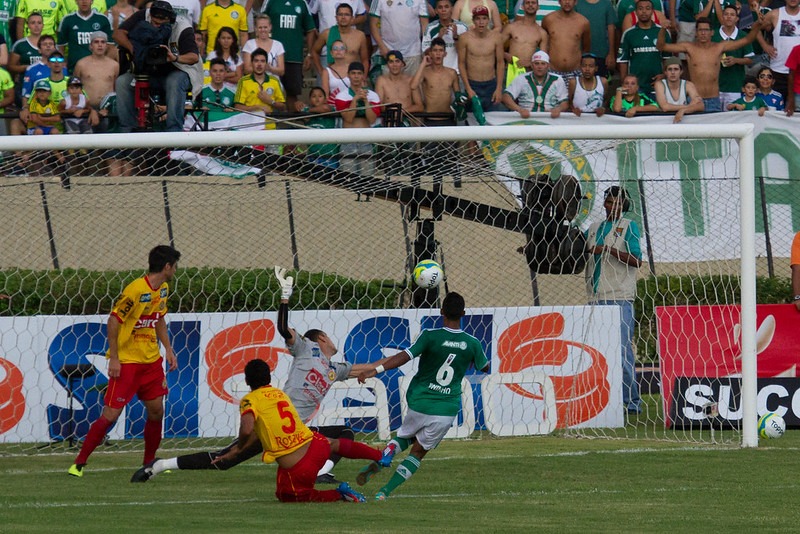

{"left": 397, "top": 408, "right": 455, "bottom": 451}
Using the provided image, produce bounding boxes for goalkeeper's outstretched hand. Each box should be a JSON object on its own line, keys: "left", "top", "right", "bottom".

{"left": 274, "top": 266, "right": 293, "bottom": 300}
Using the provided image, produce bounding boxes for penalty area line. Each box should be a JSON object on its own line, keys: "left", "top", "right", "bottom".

{"left": 3, "top": 497, "right": 261, "bottom": 509}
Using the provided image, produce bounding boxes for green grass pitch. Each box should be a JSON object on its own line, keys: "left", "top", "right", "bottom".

{"left": 2, "top": 433, "right": 799, "bottom": 533}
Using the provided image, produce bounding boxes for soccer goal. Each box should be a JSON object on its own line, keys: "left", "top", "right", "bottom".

{"left": 0, "top": 121, "right": 763, "bottom": 453}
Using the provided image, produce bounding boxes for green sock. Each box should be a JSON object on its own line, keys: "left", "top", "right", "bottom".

{"left": 390, "top": 437, "right": 411, "bottom": 453}
{"left": 380, "top": 455, "right": 421, "bottom": 496}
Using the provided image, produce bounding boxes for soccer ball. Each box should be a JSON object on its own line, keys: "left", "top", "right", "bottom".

{"left": 412, "top": 260, "right": 443, "bottom": 289}
{"left": 758, "top": 412, "right": 786, "bottom": 439}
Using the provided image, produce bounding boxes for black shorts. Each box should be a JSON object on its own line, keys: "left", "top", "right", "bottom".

{"left": 281, "top": 62, "right": 304, "bottom": 97}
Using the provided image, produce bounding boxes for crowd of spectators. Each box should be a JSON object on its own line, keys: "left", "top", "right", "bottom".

{"left": 0, "top": 0, "right": 798, "bottom": 147}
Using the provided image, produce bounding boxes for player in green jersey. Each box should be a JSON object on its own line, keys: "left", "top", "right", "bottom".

{"left": 355, "top": 291, "right": 489, "bottom": 501}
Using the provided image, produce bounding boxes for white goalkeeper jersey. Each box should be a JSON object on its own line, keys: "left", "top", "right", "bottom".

{"left": 284, "top": 334, "right": 352, "bottom": 422}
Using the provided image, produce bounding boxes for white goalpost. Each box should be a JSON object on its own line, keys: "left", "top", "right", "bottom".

{"left": 0, "top": 123, "right": 760, "bottom": 451}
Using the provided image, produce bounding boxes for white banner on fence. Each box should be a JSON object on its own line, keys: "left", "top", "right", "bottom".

{"left": 0, "top": 306, "right": 623, "bottom": 443}
{"left": 482, "top": 111, "right": 798, "bottom": 263}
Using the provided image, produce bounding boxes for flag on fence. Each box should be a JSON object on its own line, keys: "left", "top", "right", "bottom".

{"left": 168, "top": 150, "right": 262, "bottom": 178}
{"left": 184, "top": 110, "right": 267, "bottom": 131}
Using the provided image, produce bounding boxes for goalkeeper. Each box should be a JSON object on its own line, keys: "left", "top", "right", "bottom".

{"left": 131, "top": 266, "right": 390, "bottom": 484}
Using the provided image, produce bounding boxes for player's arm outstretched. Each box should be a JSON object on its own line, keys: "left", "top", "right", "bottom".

{"left": 356, "top": 350, "right": 411, "bottom": 383}
{"left": 275, "top": 266, "right": 296, "bottom": 345}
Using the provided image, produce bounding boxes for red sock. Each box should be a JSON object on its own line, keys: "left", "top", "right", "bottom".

{"left": 74, "top": 416, "right": 113, "bottom": 465}
{"left": 336, "top": 438, "right": 381, "bottom": 462}
{"left": 143, "top": 419, "right": 162, "bottom": 465}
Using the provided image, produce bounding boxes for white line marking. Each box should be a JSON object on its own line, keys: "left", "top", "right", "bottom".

{"left": 4, "top": 498, "right": 261, "bottom": 510}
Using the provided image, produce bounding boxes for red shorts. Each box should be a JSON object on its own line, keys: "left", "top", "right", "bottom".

{"left": 104, "top": 358, "right": 167, "bottom": 409}
{"left": 275, "top": 432, "right": 338, "bottom": 503}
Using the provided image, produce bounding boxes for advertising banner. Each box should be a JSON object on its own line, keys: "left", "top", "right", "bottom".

{"left": 657, "top": 304, "right": 800, "bottom": 427}
{"left": 0, "top": 306, "right": 623, "bottom": 443}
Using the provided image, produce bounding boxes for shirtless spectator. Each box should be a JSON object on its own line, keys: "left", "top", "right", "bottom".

{"left": 311, "top": 4, "right": 369, "bottom": 80}
{"left": 502, "top": 50, "right": 569, "bottom": 117}
{"left": 570, "top": 53, "right": 607, "bottom": 115}
{"left": 411, "top": 38, "right": 461, "bottom": 182}
{"left": 502, "top": 0, "right": 548, "bottom": 76}
{"left": 657, "top": 17, "right": 762, "bottom": 112}
{"left": 542, "top": 0, "right": 591, "bottom": 82}
{"left": 72, "top": 31, "right": 119, "bottom": 114}
{"left": 653, "top": 56, "right": 704, "bottom": 122}
{"left": 457, "top": 5, "right": 504, "bottom": 114}
{"left": 422, "top": 0, "right": 468, "bottom": 74}
{"left": 375, "top": 50, "right": 423, "bottom": 115}
{"left": 412, "top": 37, "right": 460, "bottom": 125}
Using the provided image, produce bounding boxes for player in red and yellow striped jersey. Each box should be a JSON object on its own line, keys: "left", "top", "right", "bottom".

{"left": 213, "top": 359, "right": 382, "bottom": 503}
{"left": 69, "top": 245, "right": 181, "bottom": 478}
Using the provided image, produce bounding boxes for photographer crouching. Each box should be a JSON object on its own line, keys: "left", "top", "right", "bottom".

{"left": 113, "top": 0, "right": 203, "bottom": 132}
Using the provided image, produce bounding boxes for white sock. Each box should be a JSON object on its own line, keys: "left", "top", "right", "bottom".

{"left": 316, "top": 459, "right": 335, "bottom": 477}
{"left": 153, "top": 457, "right": 179, "bottom": 475}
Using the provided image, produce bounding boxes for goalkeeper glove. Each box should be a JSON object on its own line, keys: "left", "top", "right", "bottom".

{"left": 274, "top": 266, "right": 294, "bottom": 300}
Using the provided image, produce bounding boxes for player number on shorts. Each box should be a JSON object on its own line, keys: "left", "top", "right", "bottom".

{"left": 277, "top": 400, "right": 296, "bottom": 434}
{"left": 435, "top": 353, "right": 457, "bottom": 387}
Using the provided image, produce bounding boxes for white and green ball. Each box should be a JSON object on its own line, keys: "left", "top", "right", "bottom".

{"left": 412, "top": 260, "right": 443, "bottom": 289}
{"left": 758, "top": 412, "right": 786, "bottom": 439}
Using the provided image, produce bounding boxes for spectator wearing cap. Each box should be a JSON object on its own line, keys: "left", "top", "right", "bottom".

{"left": 369, "top": 0, "right": 428, "bottom": 75}
{"left": 502, "top": 49, "right": 569, "bottom": 117}
{"left": 653, "top": 56, "right": 704, "bottom": 122}
{"left": 457, "top": 5, "right": 505, "bottom": 113}
{"left": 375, "top": 50, "right": 423, "bottom": 116}
{"left": 73, "top": 31, "right": 119, "bottom": 109}
{"left": 57, "top": 0, "right": 114, "bottom": 71}
{"left": 452, "top": 0, "right": 502, "bottom": 29}
{"left": 58, "top": 75, "right": 100, "bottom": 133}
{"left": 114, "top": 0, "right": 203, "bottom": 131}
{"left": 542, "top": 0, "right": 591, "bottom": 82}
{"left": 27, "top": 78, "right": 61, "bottom": 134}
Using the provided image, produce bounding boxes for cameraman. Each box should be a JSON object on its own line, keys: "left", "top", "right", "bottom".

{"left": 113, "top": 0, "right": 203, "bottom": 132}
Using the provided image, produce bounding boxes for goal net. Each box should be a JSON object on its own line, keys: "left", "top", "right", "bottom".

{"left": 0, "top": 120, "right": 764, "bottom": 454}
